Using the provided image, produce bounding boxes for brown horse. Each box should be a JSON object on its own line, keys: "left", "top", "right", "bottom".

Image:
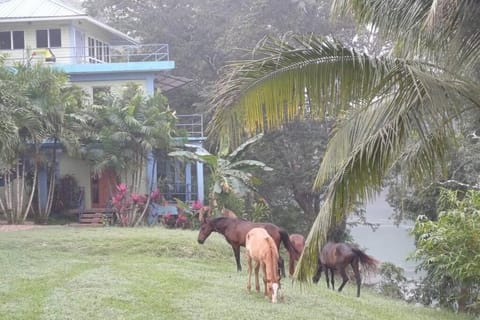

{"left": 288, "top": 233, "right": 305, "bottom": 275}
{"left": 312, "top": 242, "right": 378, "bottom": 297}
{"left": 246, "top": 227, "right": 281, "bottom": 303}
{"left": 197, "top": 216, "right": 298, "bottom": 277}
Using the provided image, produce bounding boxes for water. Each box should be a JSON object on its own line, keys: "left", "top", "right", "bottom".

{"left": 348, "top": 191, "right": 420, "bottom": 280}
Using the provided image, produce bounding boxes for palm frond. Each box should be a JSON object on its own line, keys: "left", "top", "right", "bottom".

{"left": 331, "top": 0, "right": 480, "bottom": 72}
{"left": 207, "top": 36, "right": 388, "bottom": 152}
{"left": 296, "top": 56, "right": 479, "bottom": 282}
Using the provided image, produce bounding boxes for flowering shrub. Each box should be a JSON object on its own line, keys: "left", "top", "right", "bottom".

{"left": 161, "top": 212, "right": 176, "bottom": 228}
{"left": 175, "top": 213, "right": 191, "bottom": 229}
{"left": 111, "top": 183, "right": 156, "bottom": 227}
{"left": 191, "top": 200, "right": 203, "bottom": 211}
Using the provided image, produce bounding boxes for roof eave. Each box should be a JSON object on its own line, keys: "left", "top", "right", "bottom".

{"left": 0, "top": 15, "right": 137, "bottom": 45}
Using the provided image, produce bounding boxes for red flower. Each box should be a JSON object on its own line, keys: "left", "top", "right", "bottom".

{"left": 191, "top": 200, "right": 203, "bottom": 210}
{"left": 150, "top": 189, "right": 161, "bottom": 201}
{"left": 116, "top": 183, "right": 128, "bottom": 193}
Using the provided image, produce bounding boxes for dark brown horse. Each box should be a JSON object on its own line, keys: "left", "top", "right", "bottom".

{"left": 197, "top": 216, "right": 298, "bottom": 277}
{"left": 312, "top": 242, "right": 378, "bottom": 297}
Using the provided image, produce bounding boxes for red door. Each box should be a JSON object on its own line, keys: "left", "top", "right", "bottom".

{"left": 91, "top": 168, "right": 117, "bottom": 208}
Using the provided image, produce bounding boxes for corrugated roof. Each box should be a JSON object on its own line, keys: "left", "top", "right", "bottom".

{"left": 0, "top": 0, "right": 137, "bottom": 44}
{"left": 0, "top": 0, "right": 85, "bottom": 19}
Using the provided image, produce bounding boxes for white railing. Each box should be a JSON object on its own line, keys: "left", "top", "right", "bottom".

{"left": 1, "top": 43, "right": 169, "bottom": 65}
{"left": 176, "top": 114, "right": 204, "bottom": 138}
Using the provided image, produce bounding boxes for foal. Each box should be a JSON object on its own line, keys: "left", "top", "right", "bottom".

{"left": 246, "top": 227, "right": 281, "bottom": 303}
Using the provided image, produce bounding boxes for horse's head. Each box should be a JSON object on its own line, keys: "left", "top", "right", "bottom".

{"left": 197, "top": 219, "right": 214, "bottom": 244}
{"left": 266, "top": 276, "right": 281, "bottom": 303}
{"left": 271, "top": 283, "right": 279, "bottom": 303}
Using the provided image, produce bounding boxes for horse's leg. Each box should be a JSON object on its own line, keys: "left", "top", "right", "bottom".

{"left": 330, "top": 268, "right": 335, "bottom": 290}
{"left": 324, "top": 266, "right": 330, "bottom": 289}
{"left": 337, "top": 266, "right": 349, "bottom": 292}
{"left": 278, "top": 256, "right": 285, "bottom": 278}
{"left": 312, "top": 261, "right": 322, "bottom": 284}
{"left": 254, "top": 261, "right": 261, "bottom": 292}
{"left": 261, "top": 262, "right": 268, "bottom": 297}
{"left": 352, "top": 259, "right": 362, "bottom": 297}
{"left": 246, "top": 254, "right": 252, "bottom": 292}
{"left": 232, "top": 245, "right": 242, "bottom": 272}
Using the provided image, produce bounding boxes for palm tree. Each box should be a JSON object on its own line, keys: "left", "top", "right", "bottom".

{"left": 83, "top": 84, "right": 177, "bottom": 226}
{"left": 13, "top": 64, "right": 87, "bottom": 223}
{"left": 207, "top": 0, "right": 480, "bottom": 281}
{"left": 0, "top": 62, "right": 44, "bottom": 224}
{"left": 169, "top": 134, "right": 273, "bottom": 213}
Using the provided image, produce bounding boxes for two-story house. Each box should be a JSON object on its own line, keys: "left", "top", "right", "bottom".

{"left": 0, "top": 0, "right": 205, "bottom": 222}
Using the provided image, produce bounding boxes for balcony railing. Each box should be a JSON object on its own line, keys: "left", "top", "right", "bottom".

{"left": 176, "top": 114, "right": 204, "bottom": 139}
{"left": 2, "top": 43, "right": 169, "bottom": 65}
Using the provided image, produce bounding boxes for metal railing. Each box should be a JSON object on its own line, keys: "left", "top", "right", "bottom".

{"left": 176, "top": 114, "right": 204, "bottom": 138}
{"left": 2, "top": 43, "right": 169, "bottom": 65}
{"left": 160, "top": 182, "right": 199, "bottom": 203}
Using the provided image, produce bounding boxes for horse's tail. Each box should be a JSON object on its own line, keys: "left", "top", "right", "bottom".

{"left": 352, "top": 247, "right": 379, "bottom": 277}
{"left": 279, "top": 229, "right": 300, "bottom": 276}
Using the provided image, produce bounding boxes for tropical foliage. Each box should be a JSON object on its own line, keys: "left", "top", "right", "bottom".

{"left": 168, "top": 134, "right": 272, "bottom": 213}
{"left": 205, "top": 0, "right": 480, "bottom": 283}
{"left": 0, "top": 62, "right": 86, "bottom": 223}
{"left": 412, "top": 189, "right": 480, "bottom": 313}
{"left": 83, "top": 84, "right": 176, "bottom": 194}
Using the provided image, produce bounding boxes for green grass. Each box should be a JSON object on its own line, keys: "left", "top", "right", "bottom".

{"left": 0, "top": 227, "right": 473, "bottom": 320}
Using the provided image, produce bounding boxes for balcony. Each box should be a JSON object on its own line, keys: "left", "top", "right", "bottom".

{"left": 2, "top": 43, "right": 170, "bottom": 66}
{"left": 176, "top": 114, "right": 205, "bottom": 140}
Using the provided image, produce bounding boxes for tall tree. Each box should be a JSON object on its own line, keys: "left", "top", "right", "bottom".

{"left": 0, "top": 63, "right": 42, "bottom": 224}
{"left": 14, "top": 64, "right": 87, "bottom": 223}
{"left": 82, "top": 0, "right": 357, "bottom": 113}
{"left": 206, "top": 0, "right": 480, "bottom": 281}
{"left": 243, "top": 120, "right": 330, "bottom": 232}
{"left": 84, "top": 84, "right": 176, "bottom": 193}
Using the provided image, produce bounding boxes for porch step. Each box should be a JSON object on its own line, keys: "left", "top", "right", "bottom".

{"left": 72, "top": 208, "right": 114, "bottom": 226}
{"left": 79, "top": 212, "right": 104, "bottom": 225}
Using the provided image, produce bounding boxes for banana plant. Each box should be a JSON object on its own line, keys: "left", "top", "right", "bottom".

{"left": 169, "top": 134, "right": 272, "bottom": 212}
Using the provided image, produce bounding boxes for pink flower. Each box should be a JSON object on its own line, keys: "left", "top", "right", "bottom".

{"left": 150, "top": 189, "right": 161, "bottom": 201}
{"left": 177, "top": 214, "right": 188, "bottom": 223}
{"left": 131, "top": 193, "right": 141, "bottom": 204}
{"left": 191, "top": 200, "right": 203, "bottom": 210}
{"left": 116, "top": 183, "right": 128, "bottom": 193}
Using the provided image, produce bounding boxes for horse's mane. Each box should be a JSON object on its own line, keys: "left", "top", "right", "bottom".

{"left": 265, "top": 235, "right": 279, "bottom": 282}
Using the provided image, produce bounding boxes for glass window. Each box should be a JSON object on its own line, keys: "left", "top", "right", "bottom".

{"left": 36, "top": 29, "right": 48, "bottom": 48}
{"left": 36, "top": 29, "right": 61, "bottom": 48}
{"left": 12, "top": 31, "right": 24, "bottom": 49}
{"left": 0, "top": 31, "right": 11, "bottom": 49}
{"left": 49, "top": 29, "right": 61, "bottom": 47}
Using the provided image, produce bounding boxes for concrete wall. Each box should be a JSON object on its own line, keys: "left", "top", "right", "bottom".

{"left": 58, "top": 153, "right": 92, "bottom": 208}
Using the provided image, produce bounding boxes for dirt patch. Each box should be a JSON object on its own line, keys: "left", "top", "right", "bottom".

{"left": 0, "top": 221, "right": 39, "bottom": 232}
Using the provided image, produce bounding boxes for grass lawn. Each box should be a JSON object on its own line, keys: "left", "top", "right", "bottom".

{"left": 0, "top": 226, "right": 473, "bottom": 320}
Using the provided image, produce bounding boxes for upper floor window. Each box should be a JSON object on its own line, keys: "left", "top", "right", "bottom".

{"left": 0, "top": 31, "right": 24, "bottom": 50}
{"left": 88, "top": 36, "right": 110, "bottom": 63}
{"left": 36, "top": 29, "right": 61, "bottom": 48}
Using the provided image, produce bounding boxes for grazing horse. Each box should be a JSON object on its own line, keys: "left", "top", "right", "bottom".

{"left": 312, "top": 242, "right": 378, "bottom": 297}
{"left": 197, "top": 216, "right": 298, "bottom": 277}
{"left": 288, "top": 233, "right": 306, "bottom": 275}
{"left": 246, "top": 228, "right": 281, "bottom": 303}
